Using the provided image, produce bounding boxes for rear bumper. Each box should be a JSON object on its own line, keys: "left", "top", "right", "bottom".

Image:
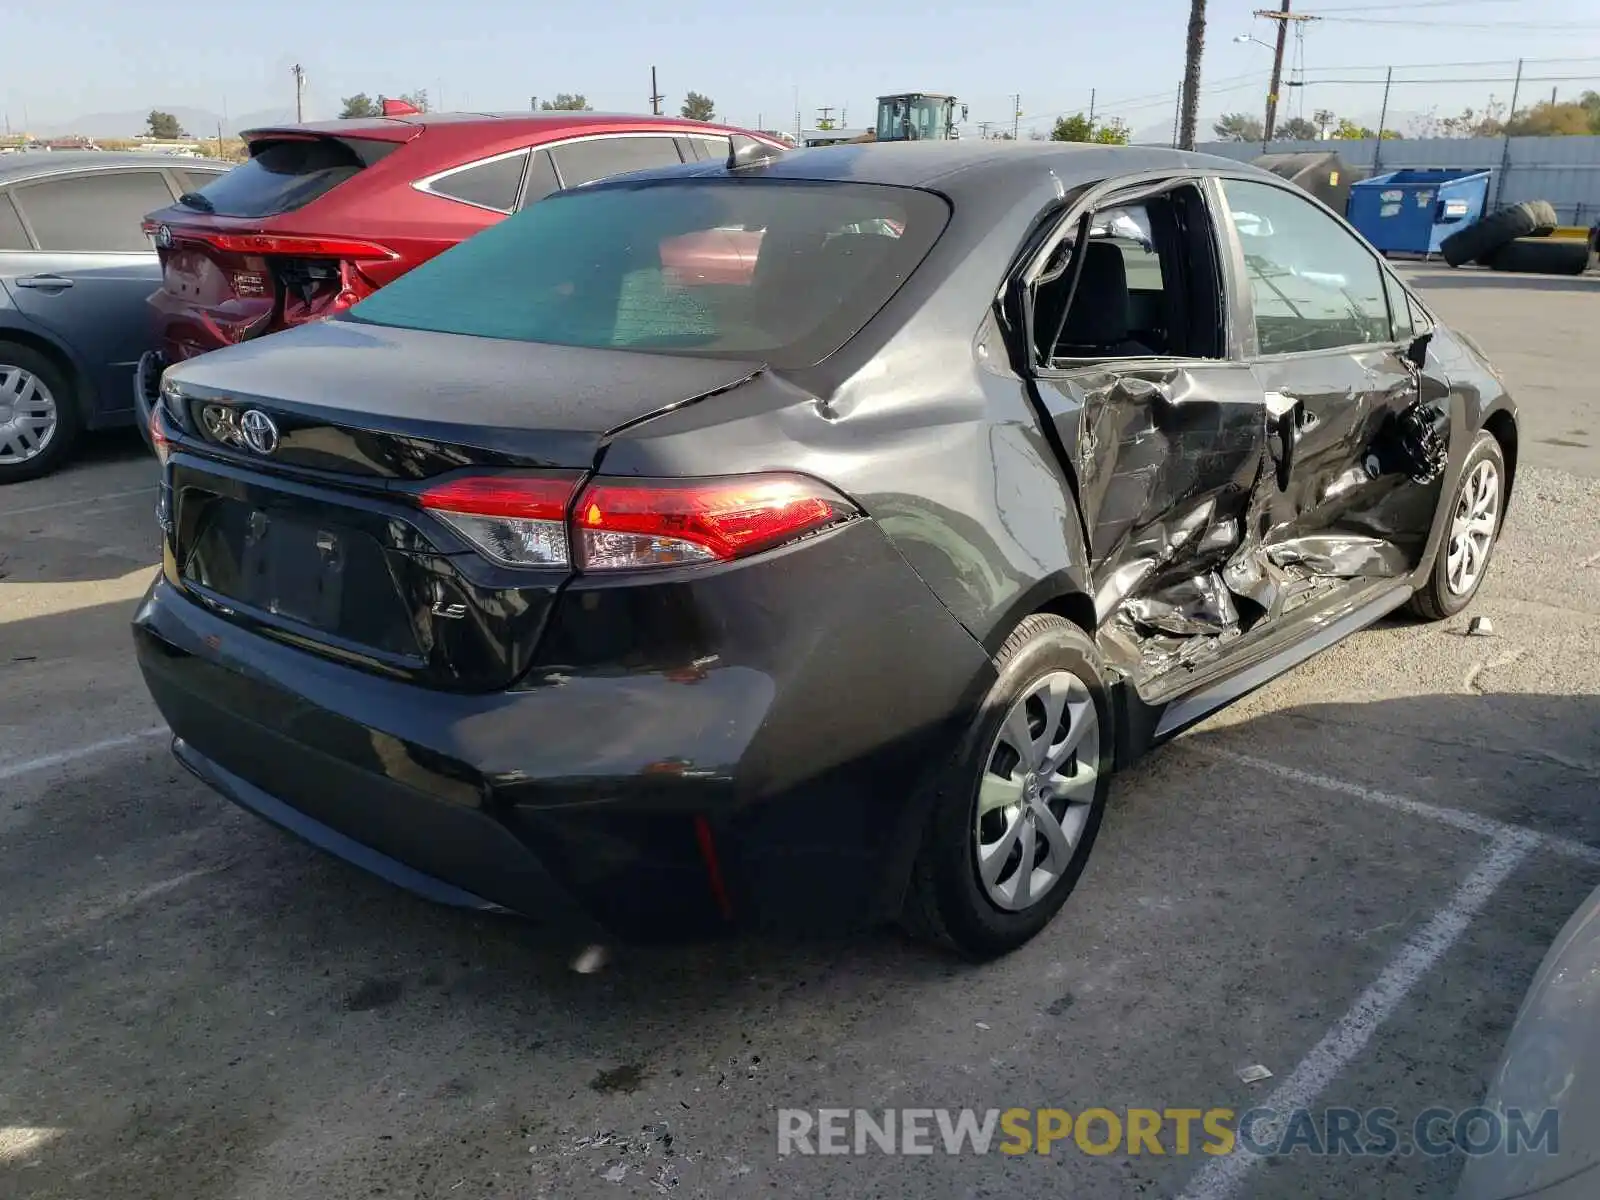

{"left": 133, "top": 521, "right": 992, "bottom": 938}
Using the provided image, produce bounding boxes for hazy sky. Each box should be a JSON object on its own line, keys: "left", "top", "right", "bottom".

{"left": 5, "top": 0, "right": 1600, "bottom": 136}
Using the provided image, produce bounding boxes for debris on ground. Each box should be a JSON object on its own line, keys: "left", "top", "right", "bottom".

{"left": 1468, "top": 616, "right": 1495, "bottom": 636}
{"left": 571, "top": 944, "right": 610, "bottom": 974}
{"left": 1237, "top": 1064, "right": 1273, "bottom": 1084}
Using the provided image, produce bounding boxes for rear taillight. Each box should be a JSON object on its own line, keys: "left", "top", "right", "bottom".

{"left": 417, "top": 472, "right": 859, "bottom": 572}
{"left": 149, "top": 403, "right": 174, "bottom": 468}
{"left": 573, "top": 474, "right": 858, "bottom": 570}
{"left": 185, "top": 232, "right": 398, "bottom": 261}
{"left": 420, "top": 473, "right": 584, "bottom": 568}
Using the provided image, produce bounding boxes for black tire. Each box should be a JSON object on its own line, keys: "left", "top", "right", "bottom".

{"left": 1440, "top": 202, "right": 1545, "bottom": 267}
{"left": 1486, "top": 236, "right": 1591, "bottom": 276}
{"left": 1407, "top": 431, "right": 1507, "bottom": 621}
{"left": 902, "top": 613, "right": 1114, "bottom": 960}
{"left": 0, "top": 341, "right": 82, "bottom": 484}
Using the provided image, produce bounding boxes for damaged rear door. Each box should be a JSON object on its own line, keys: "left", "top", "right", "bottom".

{"left": 1214, "top": 176, "right": 1448, "bottom": 622}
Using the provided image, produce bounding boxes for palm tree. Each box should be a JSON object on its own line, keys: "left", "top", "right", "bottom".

{"left": 1179, "top": 0, "right": 1207, "bottom": 149}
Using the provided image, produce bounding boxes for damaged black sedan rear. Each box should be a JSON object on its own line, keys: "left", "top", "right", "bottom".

{"left": 132, "top": 140, "right": 1517, "bottom": 959}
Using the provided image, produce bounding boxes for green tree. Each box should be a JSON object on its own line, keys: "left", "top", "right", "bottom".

{"left": 400, "top": 89, "right": 429, "bottom": 113}
{"left": 1329, "top": 117, "right": 1397, "bottom": 140}
{"left": 1050, "top": 113, "right": 1094, "bottom": 142}
{"left": 1092, "top": 119, "right": 1131, "bottom": 145}
{"left": 1581, "top": 90, "right": 1600, "bottom": 133}
{"left": 541, "top": 93, "right": 592, "bottom": 111}
{"left": 1278, "top": 116, "right": 1319, "bottom": 141}
{"left": 146, "top": 110, "right": 186, "bottom": 139}
{"left": 681, "top": 91, "right": 715, "bottom": 121}
{"left": 339, "top": 93, "right": 380, "bottom": 119}
{"left": 1212, "top": 112, "right": 1263, "bottom": 142}
{"left": 1504, "top": 100, "right": 1592, "bottom": 136}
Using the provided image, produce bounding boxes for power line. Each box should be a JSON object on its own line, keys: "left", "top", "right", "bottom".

{"left": 1313, "top": 13, "right": 1600, "bottom": 26}
{"left": 1309, "top": 0, "right": 1520, "bottom": 10}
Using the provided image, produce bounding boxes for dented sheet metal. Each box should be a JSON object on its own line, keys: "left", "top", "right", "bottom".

{"left": 1045, "top": 359, "right": 1447, "bottom": 686}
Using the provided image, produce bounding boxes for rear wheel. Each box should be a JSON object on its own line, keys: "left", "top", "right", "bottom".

{"left": 0, "top": 342, "right": 81, "bottom": 484}
{"left": 903, "top": 614, "right": 1113, "bottom": 960}
{"left": 1407, "top": 431, "right": 1506, "bottom": 620}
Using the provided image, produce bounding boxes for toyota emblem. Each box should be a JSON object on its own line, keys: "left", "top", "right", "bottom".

{"left": 239, "top": 409, "right": 280, "bottom": 456}
{"left": 156, "top": 224, "right": 173, "bottom": 249}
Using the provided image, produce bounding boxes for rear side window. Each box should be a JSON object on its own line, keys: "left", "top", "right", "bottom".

{"left": 187, "top": 137, "right": 396, "bottom": 218}
{"left": 347, "top": 178, "right": 949, "bottom": 370}
{"left": 0, "top": 192, "right": 29, "bottom": 250}
{"left": 170, "top": 166, "right": 227, "bottom": 196}
{"left": 428, "top": 151, "right": 528, "bottom": 212}
{"left": 14, "top": 171, "right": 175, "bottom": 252}
{"left": 549, "top": 136, "right": 684, "bottom": 188}
{"left": 518, "top": 150, "right": 561, "bottom": 209}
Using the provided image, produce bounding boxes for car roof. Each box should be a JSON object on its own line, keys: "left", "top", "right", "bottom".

{"left": 241, "top": 112, "right": 766, "bottom": 141}
{"left": 592, "top": 140, "right": 1274, "bottom": 198}
{"left": 0, "top": 151, "right": 230, "bottom": 186}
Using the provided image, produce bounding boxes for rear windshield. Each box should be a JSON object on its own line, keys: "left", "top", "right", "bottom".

{"left": 344, "top": 178, "right": 949, "bottom": 369}
{"left": 184, "top": 137, "right": 394, "bottom": 218}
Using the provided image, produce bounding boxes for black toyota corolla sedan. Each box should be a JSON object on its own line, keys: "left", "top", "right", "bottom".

{"left": 133, "top": 138, "right": 1517, "bottom": 958}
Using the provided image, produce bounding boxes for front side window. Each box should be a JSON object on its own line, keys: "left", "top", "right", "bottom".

{"left": 549, "top": 136, "right": 683, "bottom": 189}
{"left": 347, "top": 178, "right": 949, "bottom": 369}
{"left": 14, "top": 171, "right": 175, "bottom": 252}
{"left": 1221, "top": 178, "right": 1390, "bottom": 355}
{"left": 1383, "top": 270, "right": 1416, "bottom": 341}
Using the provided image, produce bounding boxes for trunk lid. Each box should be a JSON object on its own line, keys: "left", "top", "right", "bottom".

{"left": 165, "top": 317, "right": 763, "bottom": 475}
{"left": 161, "top": 323, "right": 763, "bottom": 691}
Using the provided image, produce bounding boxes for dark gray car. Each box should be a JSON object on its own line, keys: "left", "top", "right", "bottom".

{"left": 0, "top": 151, "right": 229, "bottom": 482}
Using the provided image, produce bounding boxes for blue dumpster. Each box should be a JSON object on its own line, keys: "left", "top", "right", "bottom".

{"left": 1346, "top": 168, "right": 1492, "bottom": 255}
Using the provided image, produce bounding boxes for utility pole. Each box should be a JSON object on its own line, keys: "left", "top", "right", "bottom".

{"left": 216, "top": 119, "right": 224, "bottom": 159}
{"left": 291, "top": 64, "right": 306, "bottom": 123}
{"left": 650, "top": 67, "right": 664, "bottom": 116}
{"left": 1088, "top": 89, "right": 1097, "bottom": 125}
{"left": 1012, "top": 94, "right": 1021, "bottom": 140}
{"left": 1179, "top": 0, "right": 1207, "bottom": 149}
{"left": 816, "top": 106, "right": 835, "bottom": 130}
{"left": 1493, "top": 58, "right": 1524, "bottom": 208}
{"left": 1253, "top": 4, "right": 1317, "bottom": 146}
{"left": 1373, "top": 66, "right": 1393, "bottom": 173}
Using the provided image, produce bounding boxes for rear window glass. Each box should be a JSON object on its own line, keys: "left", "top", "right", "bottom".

{"left": 186, "top": 137, "right": 393, "bottom": 218}
{"left": 345, "top": 179, "right": 948, "bottom": 369}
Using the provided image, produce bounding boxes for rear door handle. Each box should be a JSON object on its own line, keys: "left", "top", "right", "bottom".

{"left": 14, "top": 274, "right": 74, "bottom": 290}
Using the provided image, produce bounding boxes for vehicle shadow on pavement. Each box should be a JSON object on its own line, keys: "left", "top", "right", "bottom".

{"left": 3, "top": 688, "right": 1598, "bottom": 1199}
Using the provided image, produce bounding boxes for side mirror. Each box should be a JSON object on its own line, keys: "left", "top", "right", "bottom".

{"left": 1407, "top": 329, "right": 1433, "bottom": 369}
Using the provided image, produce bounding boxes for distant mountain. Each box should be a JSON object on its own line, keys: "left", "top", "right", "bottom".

{"left": 32, "top": 105, "right": 298, "bottom": 139}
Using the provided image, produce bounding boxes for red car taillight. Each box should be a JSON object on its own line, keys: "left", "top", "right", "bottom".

{"left": 417, "top": 473, "right": 860, "bottom": 572}
{"left": 184, "top": 232, "right": 398, "bottom": 261}
{"left": 420, "top": 473, "right": 583, "bottom": 568}
{"left": 149, "top": 403, "right": 175, "bottom": 468}
{"left": 573, "top": 475, "right": 858, "bottom": 570}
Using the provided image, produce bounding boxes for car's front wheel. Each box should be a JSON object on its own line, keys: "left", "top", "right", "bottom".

{"left": 1408, "top": 430, "right": 1507, "bottom": 621}
{"left": 903, "top": 613, "right": 1113, "bottom": 960}
{"left": 0, "top": 342, "right": 80, "bottom": 484}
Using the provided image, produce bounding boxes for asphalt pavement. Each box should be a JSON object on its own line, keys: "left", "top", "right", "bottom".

{"left": 1, "top": 269, "right": 1597, "bottom": 1200}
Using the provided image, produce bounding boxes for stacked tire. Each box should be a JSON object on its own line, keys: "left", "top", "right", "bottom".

{"left": 1440, "top": 200, "right": 1591, "bottom": 276}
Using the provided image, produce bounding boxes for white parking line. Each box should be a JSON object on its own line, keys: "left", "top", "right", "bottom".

{"left": 0, "top": 726, "right": 167, "bottom": 784}
{"left": 3, "top": 487, "right": 150, "bottom": 519}
{"left": 1196, "top": 744, "right": 1600, "bottom": 867}
{"left": 1177, "top": 832, "right": 1537, "bottom": 1200}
